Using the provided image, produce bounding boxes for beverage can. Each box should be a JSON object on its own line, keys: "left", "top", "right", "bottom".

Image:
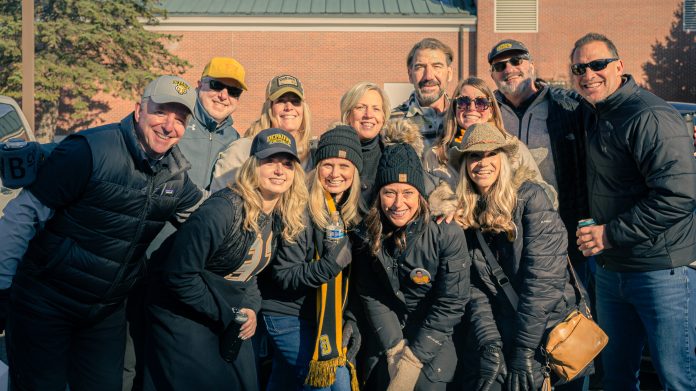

{"left": 577, "top": 218, "right": 597, "bottom": 229}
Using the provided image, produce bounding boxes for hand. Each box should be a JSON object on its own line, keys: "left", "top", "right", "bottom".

{"left": 342, "top": 320, "right": 362, "bottom": 363}
{"left": 435, "top": 210, "right": 456, "bottom": 225}
{"left": 324, "top": 234, "right": 352, "bottom": 268}
{"left": 386, "top": 339, "right": 406, "bottom": 379}
{"left": 505, "top": 347, "right": 536, "bottom": 391}
{"left": 387, "top": 345, "right": 423, "bottom": 391}
{"left": 576, "top": 224, "right": 612, "bottom": 256}
{"left": 238, "top": 308, "right": 256, "bottom": 340}
{"left": 476, "top": 344, "right": 507, "bottom": 391}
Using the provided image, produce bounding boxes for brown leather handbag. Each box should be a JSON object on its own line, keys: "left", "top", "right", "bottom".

{"left": 542, "top": 262, "right": 608, "bottom": 382}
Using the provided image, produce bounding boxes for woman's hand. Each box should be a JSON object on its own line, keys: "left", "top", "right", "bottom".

{"left": 238, "top": 308, "right": 257, "bottom": 340}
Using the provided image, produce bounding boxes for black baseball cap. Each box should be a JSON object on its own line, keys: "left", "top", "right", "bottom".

{"left": 250, "top": 128, "right": 299, "bottom": 162}
{"left": 488, "top": 39, "right": 530, "bottom": 64}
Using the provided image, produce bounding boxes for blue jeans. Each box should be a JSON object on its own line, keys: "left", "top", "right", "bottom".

{"left": 263, "top": 314, "right": 351, "bottom": 391}
{"left": 595, "top": 265, "right": 696, "bottom": 391}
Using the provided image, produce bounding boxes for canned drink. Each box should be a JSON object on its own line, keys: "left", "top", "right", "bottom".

{"left": 578, "top": 218, "right": 603, "bottom": 255}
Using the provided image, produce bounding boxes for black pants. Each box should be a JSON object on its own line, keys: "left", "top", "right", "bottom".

{"left": 6, "top": 285, "right": 127, "bottom": 391}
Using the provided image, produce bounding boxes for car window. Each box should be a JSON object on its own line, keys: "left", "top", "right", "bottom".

{"left": 0, "top": 102, "right": 29, "bottom": 142}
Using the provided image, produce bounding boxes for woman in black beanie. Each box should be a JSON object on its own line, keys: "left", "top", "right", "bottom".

{"left": 353, "top": 143, "right": 471, "bottom": 391}
{"left": 260, "top": 125, "right": 364, "bottom": 391}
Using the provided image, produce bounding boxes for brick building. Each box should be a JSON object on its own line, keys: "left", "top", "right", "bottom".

{"left": 99, "top": 0, "right": 694, "bottom": 136}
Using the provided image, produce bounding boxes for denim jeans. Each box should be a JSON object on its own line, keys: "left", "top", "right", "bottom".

{"left": 263, "top": 314, "right": 351, "bottom": 391}
{"left": 595, "top": 265, "right": 696, "bottom": 391}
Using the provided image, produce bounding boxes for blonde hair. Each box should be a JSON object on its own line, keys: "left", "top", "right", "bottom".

{"left": 232, "top": 155, "right": 308, "bottom": 242}
{"left": 435, "top": 77, "right": 506, "bottom": 164}
{"left": 245, "top": 98, "right": 313, "bottom": 163}
{"left": 455, "top": 150, "right": 517, "bottom": 240}
{"left": 307, "top": 163, "right": 362, "bottom": 231}
{"left": 340, "top": 82, "right": 391, "bottom": 126}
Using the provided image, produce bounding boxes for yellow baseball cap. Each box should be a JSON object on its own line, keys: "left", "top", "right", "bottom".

{"left": 201, "top": 57, "right": 248, "bottom": 91}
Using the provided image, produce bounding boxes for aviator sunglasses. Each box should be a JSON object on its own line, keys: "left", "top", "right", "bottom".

{"left": 570, "top": 58, "right": 619, "bottom": 76}
{"left": 490, "top": 55, "right": 529, "bottom": 72}
{"left": 207, "top": 79, "right": 243, "bottom": 98}
{"left": 454, "top": 96, "right": 492, "bottom": 112}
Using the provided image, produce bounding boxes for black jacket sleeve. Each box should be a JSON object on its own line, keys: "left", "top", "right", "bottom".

{"left": 410, "top": 222, "right": 470, "bottom": 364}
{"left": 467, "top": 248, "right": 503, "bottom": 350}
{"left": 514, "top": 182, "right": 568, "bottom": 349}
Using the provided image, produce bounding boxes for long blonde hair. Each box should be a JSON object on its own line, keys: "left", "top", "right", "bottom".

{"left": 307, "top": 163, "right": 362, "bottom": 231}
{"left": 233, "top": 155, "right": 308, "bottom": 242}
{"left": 435, "top": 77, "right": 506, "bottom": 164}
{"left": 245, "top": 98, "right": 313, "bottom": 163}
{"left": 455, "top": 150, "right": 517, "bottom": 239}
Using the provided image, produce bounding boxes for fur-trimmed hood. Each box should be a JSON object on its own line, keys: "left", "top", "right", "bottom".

{"left": 381, "top": 118, "right": 425, "bottom": 158}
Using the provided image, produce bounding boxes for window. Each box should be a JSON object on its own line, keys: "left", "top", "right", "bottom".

{"left": 495, "top": 0, "right": 538, "bottom": 32}
{"left": 685, "top": 0, "right": 696, "bottom": 31}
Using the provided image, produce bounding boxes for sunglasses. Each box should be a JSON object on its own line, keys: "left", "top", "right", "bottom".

{"left": 208, "top": 79, "right": 243, "bottom": 98}
{"left": 490, "top": 55, "right": 528, "bottom": 72}
{"left": 454, "top": 96, "right": 492, "bottom": 112}
{"left": 570, "top": 58, "right": 619, "bottom": 76}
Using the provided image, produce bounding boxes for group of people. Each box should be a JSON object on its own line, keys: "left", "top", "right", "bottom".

{"left": 0, "top": 30, "right": 694, "bottom": 391}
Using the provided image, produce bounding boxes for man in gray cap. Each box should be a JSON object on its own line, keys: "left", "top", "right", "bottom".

{"left": 0, "top": 75, "right": 203, "bottom": 390}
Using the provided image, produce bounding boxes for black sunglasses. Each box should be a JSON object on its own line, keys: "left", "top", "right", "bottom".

{"left": 208, "top": 79, "right": 243, "bottom": 98}
{"left": 490, "top": 55, "right": 528, "bottom": 72}
{"left": 454, "top": 96, "right": 491, "bottom": 112}
{"left": 570, "top": 58, "right": 619, "bottom": 76}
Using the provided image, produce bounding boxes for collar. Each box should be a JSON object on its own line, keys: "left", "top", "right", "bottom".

{"left": 404, "top": 91, "right": 449, "bottom": 118}
{"left": 592, "top": 74, "right": 634, "bottom": 115}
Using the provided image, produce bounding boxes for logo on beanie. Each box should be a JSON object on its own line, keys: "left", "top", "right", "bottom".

{"left": 496, "top": 43, "right": 512, "bottom": 51}
{"left": 173, "top": 80, "right": 191, "bottom": 95}
{"left": 267, "top": 133, "right": 291, "bottom": 146}
{"left": 399, "top": 173, "right": 407, "bottom": 182}
{"left": 338, "top": 150, "right": 347, "bottom": 158}
{"left": 276, "top": 75, "right": 299, "bottom": 87}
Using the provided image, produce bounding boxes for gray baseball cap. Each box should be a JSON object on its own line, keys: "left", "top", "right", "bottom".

{"left": 142, "top": 75, "right": 197, "bottom": 114}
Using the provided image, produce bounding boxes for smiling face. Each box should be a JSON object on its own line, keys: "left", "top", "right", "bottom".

{"left": 379, "top": 183, "right": 420, "bottom": 228}
{"left": 348, "top": 89, "right": 385, "bottom": 141}
{"left": 466, "top": 150, "right": 501, "bottom": 194}
{"left": 271, "top": 92, "right": 304, "bottom": 137}
{"left": 134, "top": 100, "right": 190, "bottom": 159}
{"left": 571, "top": 41, "right": 624, "bottom": 105}
{"left": 318, "top": 157, "right": 355, "bottom": 201}
{"left": 408, "top": 48, "right": 453, "bottom": 107}
{"left": 455, "top": 85, "right": 494, "bottom": 131}
{"left": 257, "top": 153, "right": 296, "bottom": 201}
{"left": 490, "top": 53, "right": 535, "bottom": 99}
{"left": 197, "top": 77, "right": 240, "bottom": 122}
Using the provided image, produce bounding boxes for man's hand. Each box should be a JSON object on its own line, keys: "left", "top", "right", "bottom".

{"left": 576, "top": 224, "right": 612, "bottom": 256}
{"left": 238, "top": 308, "right": 257, "bottom": 340}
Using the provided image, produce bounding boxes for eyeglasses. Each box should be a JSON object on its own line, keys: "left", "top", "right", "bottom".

{"left": 490, "top": 55, "right": 528, "bottom": 72}
{"left": 454, "top": 96, "right": 491, "bottom": 112}
{"left": 207, "top": 79, "right": 243, "bottom": 98}
{"left": 570, "top": 58, "right": 619, "bottom": 76}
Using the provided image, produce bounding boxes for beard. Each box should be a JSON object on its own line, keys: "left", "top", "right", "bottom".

{"left": 415, "top": 81, "right": 446, "bottom": 107}
{"left": 498, "top": 68, "right": 535, "bottom": 99}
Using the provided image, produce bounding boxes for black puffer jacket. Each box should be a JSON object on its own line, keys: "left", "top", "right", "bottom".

{"left": 581, "top": 75, "right": 696, "bottom": 271}
{"left": 17, "top": 115, "right": 201, "bottom": 317}
{"left": 354, "top": 217, "right": 470, "bottom": 382}
{"left": 468, "top": 178, "right": 577, "bottom": 352}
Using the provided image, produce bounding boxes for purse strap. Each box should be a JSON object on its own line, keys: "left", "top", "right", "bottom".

{"left": 475, "top": 229, "right": 519, "bottom": 310}
{"left": 475, "top": 229, "right": 592, "bottom": 317}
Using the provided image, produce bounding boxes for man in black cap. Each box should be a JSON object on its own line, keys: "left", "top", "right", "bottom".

{"left": 0, "top": 75, "right": 203, "bottom": 390}
{"left": 488, "top": 38, "right": 588, "bottom": 279}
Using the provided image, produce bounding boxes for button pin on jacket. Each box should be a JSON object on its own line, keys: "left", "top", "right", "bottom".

{"left": 410, "top": 268, "right": 431, "bottom": 285}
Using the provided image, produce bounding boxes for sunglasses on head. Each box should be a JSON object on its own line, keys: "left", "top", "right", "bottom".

{"left": 454, "top": 96, "right": 491, "bottom": 112}
{"left": 208, "top": 79, "right": 243, "bottom": 98}
{"left": 570, "top": 58, "right": 619, "bottom": 76}
{"left": 490, "top": 55, "right": 528, "bottom": 72}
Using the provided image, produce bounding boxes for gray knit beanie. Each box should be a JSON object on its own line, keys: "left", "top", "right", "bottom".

{"left": 375, "top": 143, "right": 426, "bottom": 196}
{"left": 315, "top": 125, "right": 363, "bottom": 172}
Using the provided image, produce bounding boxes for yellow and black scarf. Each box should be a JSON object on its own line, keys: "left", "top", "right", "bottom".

{"left": 304, "top": 191, "right": 359, "bottom": 390}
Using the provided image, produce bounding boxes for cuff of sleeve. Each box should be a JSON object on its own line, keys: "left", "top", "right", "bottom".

{"left": 409, "top": 329, "right": 446, "bottom": 364}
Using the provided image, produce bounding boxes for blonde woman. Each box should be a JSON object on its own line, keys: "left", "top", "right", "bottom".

{"left": 452, "top": 123, "right": 587, "bottom": 391}
{"left": 143, "top": 128, "right": 308, "bottom": 391}
{"left": 211, "top": 74, "right": 314, "bottom": 192}
{"left": 422, "top": 77, "right": 556, "bottom": 208}
{"left": 260, "top": 125, "right": 363, "bottom": 391}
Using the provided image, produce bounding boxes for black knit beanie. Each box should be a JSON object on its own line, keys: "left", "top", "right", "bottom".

{"left": 375, "top": 143, "right": 426, "bottom": 196}
{"left": 315, "top": 125, "right": 363, "bottom": 172}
